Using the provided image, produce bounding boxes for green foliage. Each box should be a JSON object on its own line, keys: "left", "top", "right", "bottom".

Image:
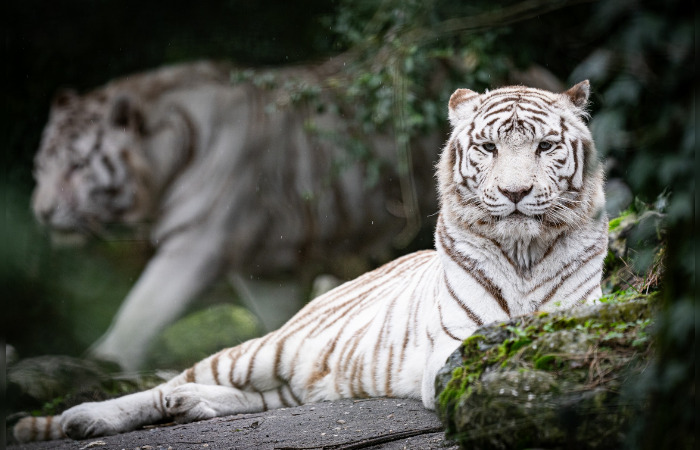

{"left": 33, "top": 397, "right": 64, "bottom": 417}
{"left": 607, "top": 209, "right": 634, "bottom": 233}
{"left": 227, "top": 1, "right": 516, "bottom": 246}
{"left": 146, "top": 304, "right": 262, "bottom": 370}
{"left": 326, "top": 0, "right": 511, "bottom": 134}
{"left": 604, "top": 201, "right": 666, "bottom": 295}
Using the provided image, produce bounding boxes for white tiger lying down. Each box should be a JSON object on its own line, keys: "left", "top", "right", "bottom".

{"left": 15, "top": 81, "right": 608, "bottom": 442}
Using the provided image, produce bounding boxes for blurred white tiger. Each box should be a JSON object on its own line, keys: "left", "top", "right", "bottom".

{"left": 15, "top": 81, "right": 608, "bottom": 442}
{"left": 31, "top": 61, "right": 439, "bottom": 371}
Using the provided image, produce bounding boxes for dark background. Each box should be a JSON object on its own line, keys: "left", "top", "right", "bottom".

{"left": 4, "top": 0, "right": 337, "bottom": 190}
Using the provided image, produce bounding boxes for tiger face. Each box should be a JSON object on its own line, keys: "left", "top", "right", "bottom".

{"left": 439, "top": 81, "right": 602, "bottom": 243}
{"left": 32, "top": 90, "right": 152, "bottom": 235}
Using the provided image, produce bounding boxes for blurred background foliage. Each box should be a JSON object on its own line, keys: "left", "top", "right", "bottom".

{"left": 2, "top": 0, "right": 694, "bottom": 447}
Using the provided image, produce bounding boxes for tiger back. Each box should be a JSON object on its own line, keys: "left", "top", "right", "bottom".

{"left": 14, "top": 81, "right": 607, "bottom": 442}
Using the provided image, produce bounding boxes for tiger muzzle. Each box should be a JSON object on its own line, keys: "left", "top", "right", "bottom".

{"left": 498, "top": 186, "right": 533, "bottom": 204}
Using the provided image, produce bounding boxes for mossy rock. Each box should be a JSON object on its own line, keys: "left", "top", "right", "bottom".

{"left": 145, "top": 303, "right": 262, "bottom": 370}
{"left": 435, "top": 295, "right": 655, "bottom": 450}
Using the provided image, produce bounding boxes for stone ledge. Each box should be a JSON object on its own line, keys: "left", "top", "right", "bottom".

{"left": 9, "top": 398, "right": 457, "bottom": 450}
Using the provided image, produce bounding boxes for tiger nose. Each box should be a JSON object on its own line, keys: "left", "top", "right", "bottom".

{"left": 35, "top": 204, "right": 55, "bottom": 224}
{"left": 498, "top": 186, "right": 533, "bottom": 204}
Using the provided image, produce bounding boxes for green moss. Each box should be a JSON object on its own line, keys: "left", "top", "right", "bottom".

{"left": 608, "top": 208, "right": 634, "bottom": 232}
{"left": 437, "top": 335, "right": 490, "bottom": 419}
{"left": 462, "top": 333, "right": 487, "bottom": 350}
{"left": 533, "top": 354, "right": 561, "bottom": 370}
{"left": 146, "top": 304, "right": 262, "bottom": 370}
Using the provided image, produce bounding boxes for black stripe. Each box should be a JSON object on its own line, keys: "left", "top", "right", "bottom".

{"left": 437, "top": 303, "right": 461, "bottom": 341}
{"left": 443, "top": 274, "right": 485, "bottom": 326}
{"left": 535, "top": 244, "right": 606, "bottom": 309}
{"left": 287, "top": 385, "right": 302, "bottom": 405}
{"left": 277, "top": 386, "right": 291, "bottom": 407}
{"left": 438, "top": 222, "right": 511, "bottom": 317}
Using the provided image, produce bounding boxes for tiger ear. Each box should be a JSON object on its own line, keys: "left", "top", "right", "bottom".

{"left": 52, "top": 88, "right": 78, "bottom": 108}
{"left": 110, "top": 95, "right": 145, "bottom": 133}
{"left": 563, "top": 80, "right": 590, "bottom": 108}
{"left": 448, "top": 88, "right": 480, "bottom": 126}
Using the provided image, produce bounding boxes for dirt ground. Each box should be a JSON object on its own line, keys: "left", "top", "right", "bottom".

{"left": 9, "top": 398, "right": 458, "bottom": 450}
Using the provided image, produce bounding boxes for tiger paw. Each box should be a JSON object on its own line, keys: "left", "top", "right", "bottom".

{"left": 61, "top": 403, "right": 121, "bottom": 439}
{"left": 164, "top": 383, "right": 219, "bottom": 423}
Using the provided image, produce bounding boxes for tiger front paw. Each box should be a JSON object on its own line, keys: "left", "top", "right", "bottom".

{"left": 164, "top": 383, "right": 219, "bottom": 423}
{"left": 61, "top": 403, "right": 121, "bottom": 439}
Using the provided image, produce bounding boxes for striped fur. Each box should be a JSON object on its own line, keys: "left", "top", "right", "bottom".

{"left": 15, "top": 81, "right": 607, "bottom": 442}
{"left": 30, "top": 61, "right": 439, "bottom": 370}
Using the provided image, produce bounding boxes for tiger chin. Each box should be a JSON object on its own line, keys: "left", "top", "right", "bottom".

{"left": 14, "top": 81, "right": 608, "bottom": 443}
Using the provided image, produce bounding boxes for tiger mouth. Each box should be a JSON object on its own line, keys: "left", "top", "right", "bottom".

{"left": 49, "top": 230, "right": 89, "bottom": 247}
{"left": 499, "top": 211, "right": 543, "bottom": 221}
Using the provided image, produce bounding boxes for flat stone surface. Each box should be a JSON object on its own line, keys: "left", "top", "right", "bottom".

{"left": 9, "top": 398, "right": 457, "bottom": 450}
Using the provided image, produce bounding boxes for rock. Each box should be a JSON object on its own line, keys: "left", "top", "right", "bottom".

{"left": 8, "top": 398, "right": 456, "bottom": 450}
{"left": 8, "top": 356, "right": 110, "bottom": 404}
{"left": 435, "top": 295, "right": 655, "bottom": 450}
{"left": 7, "top": 355, "right": 170, "bottom": 423}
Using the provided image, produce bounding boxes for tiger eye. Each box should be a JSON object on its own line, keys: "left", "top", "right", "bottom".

{"left": 538, "top": 141, "right": 553, "bottom": 151}
{"left": 483, "top": 143, "right": 496, "bottom": 152}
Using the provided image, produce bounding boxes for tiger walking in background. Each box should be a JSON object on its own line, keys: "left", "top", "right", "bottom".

{"left": 31, "top": 61, "right": 440, "bottom": 371}
{"left": 15, "top": 81, "right": 608, "bottom": 442}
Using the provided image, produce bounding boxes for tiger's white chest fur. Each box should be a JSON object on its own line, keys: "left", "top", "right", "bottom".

{"left": 14, "top": 80, "right": 608, "bottom": 443}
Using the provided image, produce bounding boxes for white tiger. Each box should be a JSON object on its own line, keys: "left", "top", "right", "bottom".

{"left": 31, "top": 61, "right": 439, "bottom": 371}
{"left": 15, "top": 81, "right": 608, "bottom": 442}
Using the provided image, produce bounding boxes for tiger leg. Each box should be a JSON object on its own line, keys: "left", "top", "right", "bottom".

{"left": 14, "top": 388, "right": 168, "bottom": 441}
{"left": 89, "top": 234, "right": 225, "bottom": 370}
{"left": 72, "top": 333, "right": 291, "bottom": 437}
{"left": 13, "top": 360, "right": 275, "bottom": 441}
{"left": 163, "top": 382, "right": 298, "bottom": 423}
{"left": 421, "top": 333, "right": 470, "bottom": 410}
{"left": 161, "top": 336, "right": 300, "bottom": 424}
{"left": 228, "top": 272, "right": 306, "bottom": 332}
{"left": 15, "top": 320, "right": 294, "bottom": 441}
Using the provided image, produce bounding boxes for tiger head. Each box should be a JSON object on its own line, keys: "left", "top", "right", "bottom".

{"left": 31, "top": 89, "right": 153, "bottom": 236}
{"left": 438, "top": 81, "right": 605, "bottom": 246}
